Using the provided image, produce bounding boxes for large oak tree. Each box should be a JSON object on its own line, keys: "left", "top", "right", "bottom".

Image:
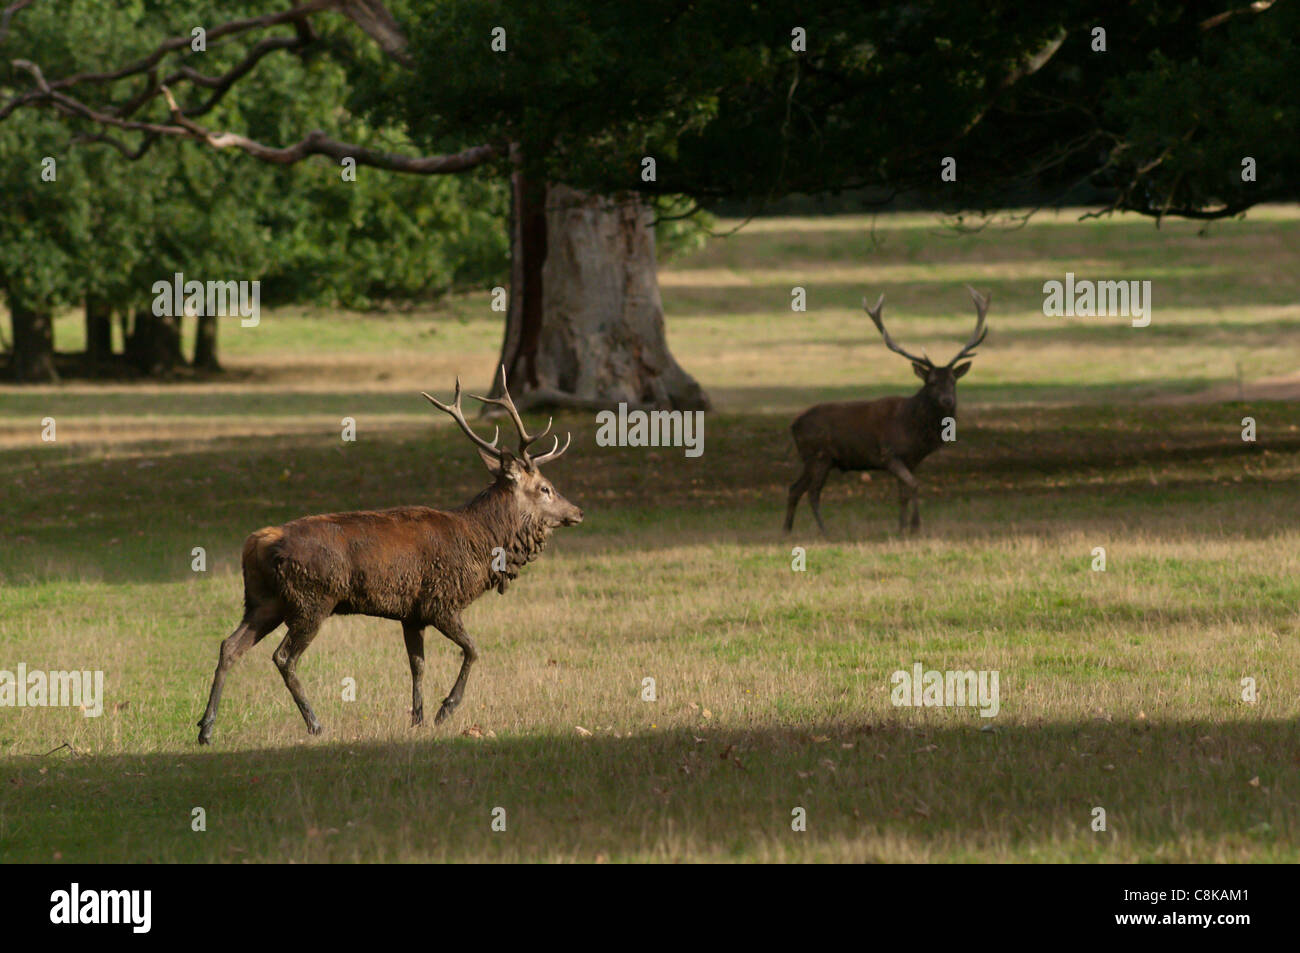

{"left": 3, "top": 1, "right": 1295, "bottom": 395}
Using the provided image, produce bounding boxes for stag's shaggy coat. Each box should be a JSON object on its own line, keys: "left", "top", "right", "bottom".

{"left": 197, "top": 370, "right": 582, "bottom": 744}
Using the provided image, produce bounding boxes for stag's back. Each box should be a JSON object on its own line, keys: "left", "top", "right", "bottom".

{"left": 792, "top": 396, "right": 917, "bottom": 470}
{"left": 242, "top": 503, "right": 505, "bottom": 623}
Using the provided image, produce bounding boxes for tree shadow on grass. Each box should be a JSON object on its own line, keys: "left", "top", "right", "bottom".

{"left": 3, "top": 717, "right": 1296, "bottom": 862}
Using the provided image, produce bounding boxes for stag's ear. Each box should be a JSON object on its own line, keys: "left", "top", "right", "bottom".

{"left": 912, "top": 362, "right": 930, "bottom": 381}
{"left": 477, "top": 446, "right": 506, "bottom": 476}
{"left": 952, "top": 361, "right": 973, "bottom": 379}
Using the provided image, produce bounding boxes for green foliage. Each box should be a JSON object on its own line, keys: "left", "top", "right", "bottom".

{"left": 372, "top": 0, "right": 1296, "bottom": 217}
{"left": 0, "top": 117, "right": 91, "bottom": 310}
{"left": 651, "top": 195, "right": 714, "bottom": 262}
{"left": 1098, "top": 13, "right": 1298, "bottom": 214}
{"left": 0, "top": 0, "right": 508, "bottom": 319}
{"left": 4, "top": 0, "right": 1294, "bottom": 328}
{"left": 379, "top": 1, "right": 1068, "bottom": 198}
{"left": 257, "top": 163, "right": 507, "bottom": 309}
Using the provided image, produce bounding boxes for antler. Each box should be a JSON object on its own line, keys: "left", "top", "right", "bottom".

{"left": 421, "top": 378, "right": 502, "bottom": 459}
{"left": 865, "top": 293, "right": 933, "bottom": 368}
{"left": 469, "top": 366, "right": 571, "bottom": 468}
{"left": 947, "top": 285, "right": 990, "bottom": 366}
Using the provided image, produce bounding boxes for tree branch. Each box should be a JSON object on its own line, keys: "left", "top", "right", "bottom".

{"left": 11, "top": 61, "right": 498, "bottom": 173}
{"left": 71, "top": 130, "right": 158, "bottom": 159}
{"left": 4, "top": 1, "right": 494, "bottom": 175}
{"left": 336, "top": 0, "right": 410, "bottom": 64}
{"left": 39, "top": 0, "right": 334, "bottom": 92}
{"left": 157, "top": 84, "right": 498, "bottom": 171}
{"left": 0, "top": 0, "right": 34, "bottom": 47}
{"left": 1201, "top": 0, "right": 1278, "bottom": 31}
{"left": 116, "top": 29, "right": 313, "bottom": 124}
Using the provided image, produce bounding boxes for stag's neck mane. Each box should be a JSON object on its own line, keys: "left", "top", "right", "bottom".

{"left": 905, "top": 386, "right": 945, "bottom": 417}
{"left": 904, "top": 385, "right": 950, "bottom": 446}
{"left": 461, "top": 481, "right": 553, "bottom": 591}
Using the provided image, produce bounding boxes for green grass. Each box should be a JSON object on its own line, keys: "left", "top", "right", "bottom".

{"left": 2, "top": 207, "right": 1299, "bottom": 862}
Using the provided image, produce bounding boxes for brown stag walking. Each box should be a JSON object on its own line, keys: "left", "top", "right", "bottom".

{"left": 784, "top": 287, "right": 989, "bottom": 535}
{"left": 197, "top": 368, "right": 583, "bottom": 744}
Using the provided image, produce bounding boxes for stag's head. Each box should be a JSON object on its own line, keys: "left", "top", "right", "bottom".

{"left": 865, "top": 286, "right": 990, "bottom": 414}
{"left": 422, "top": 368, "right": 584, "bottom": 528}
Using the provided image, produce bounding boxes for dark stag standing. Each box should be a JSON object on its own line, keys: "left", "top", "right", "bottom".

{"left": 197, "top": 368, "right": 583, "bottom": 744}
{"left": 784, "top": 287, "right": 989, "bottom": 535}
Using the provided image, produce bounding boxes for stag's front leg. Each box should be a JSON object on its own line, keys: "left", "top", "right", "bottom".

{"left": 886, "top": 458, "right": 920, "bottom": 535}
{"left": 433, "top": 615, "right": 478, "bottom": 725}
{"left": 895, "top": 479, "right": 911, "bottom": 533}
{"left": 402, "top": 622, "right": 426, "bottom": 727}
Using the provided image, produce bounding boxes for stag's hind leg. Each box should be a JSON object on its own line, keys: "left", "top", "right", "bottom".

{"left": 273, "top": 617, "right": 325, "bottom": 735}
{"left": 433, "top": 615, "right": 478, "bottom": 726}
{"left": 403, "top": 622, "right": 426, "bottom": 727}
{"left": 198, "top": 605, "right": 282, "bottom": 745}
{"left": 784, "top": 466, "right": 813, "bottom": 533}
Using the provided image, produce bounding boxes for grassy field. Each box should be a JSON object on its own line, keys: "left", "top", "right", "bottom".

{"left": 1, "top": 208, "right": 1298, "bottom": 862}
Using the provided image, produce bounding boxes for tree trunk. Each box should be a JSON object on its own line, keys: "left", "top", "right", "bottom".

{"left": 126, "top": 310, "right": 184, "bottom": 376}
{"left": 10, "top": 302, "right": 59, "bottom": 383}
{"left": 85, "top": 298, "right": 114, "bottom": 365}
{"left": 194, "top": 315, "right": 220, "bottom": 370}
{"left": 494, "top": 181, "right": 708, "bottom": 411}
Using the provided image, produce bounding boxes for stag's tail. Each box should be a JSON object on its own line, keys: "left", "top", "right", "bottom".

{"left": 240, "top": 526, "right": 286, "bottom": 616}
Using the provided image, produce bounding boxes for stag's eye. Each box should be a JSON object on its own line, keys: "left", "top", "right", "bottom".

{"left": 541, "top": 485, "right": 552, "bottom": 497}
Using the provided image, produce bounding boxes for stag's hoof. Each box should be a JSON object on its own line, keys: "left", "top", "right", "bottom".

{"left": 197, "top": 732, "right": 211, "bottom": 746}
{"left": 307, "top": 722, "right": 324, "bottom": 736}
{"left": 434, "top": 704, "right": 455, "bottom": 725}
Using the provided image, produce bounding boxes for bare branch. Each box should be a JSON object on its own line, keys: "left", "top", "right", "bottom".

{"left": 9, "top": 63, "right": 498, "bottom": 173}
{"left": 72, "top": 130, "right": 158, "bottom": 159}
{"left": 1201, "top": 0, "right": 1277, "bottom": 31}
{"left": 3, "top": 1, "right": 488, "bottom": 174}
{"left": 337, "top": 0, "right": 410, "bottom": 65}
{"left": 118, "top": 30, "right": 313, "bottom": 123}
{"left": 1, "top": 2, "right": 327, "bottom": 123}
{"left": 0, "top": 0, "right": 35, "bottom": 47}
{"left": 38, "top": 0, "right": 334, "bottom": 93}
{"left": 157, "top": 85, "right": 498, "bottom": 171}
{"left": 961, "top": 27, "right": 1069, "bottom": 135}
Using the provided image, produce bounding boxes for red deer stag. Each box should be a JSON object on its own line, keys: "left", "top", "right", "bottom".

{"left": 783, "top": 287, "right": 989, "bottom": 535}
{"left": 197, "top": 368, "right": 583, "bottom": 744}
